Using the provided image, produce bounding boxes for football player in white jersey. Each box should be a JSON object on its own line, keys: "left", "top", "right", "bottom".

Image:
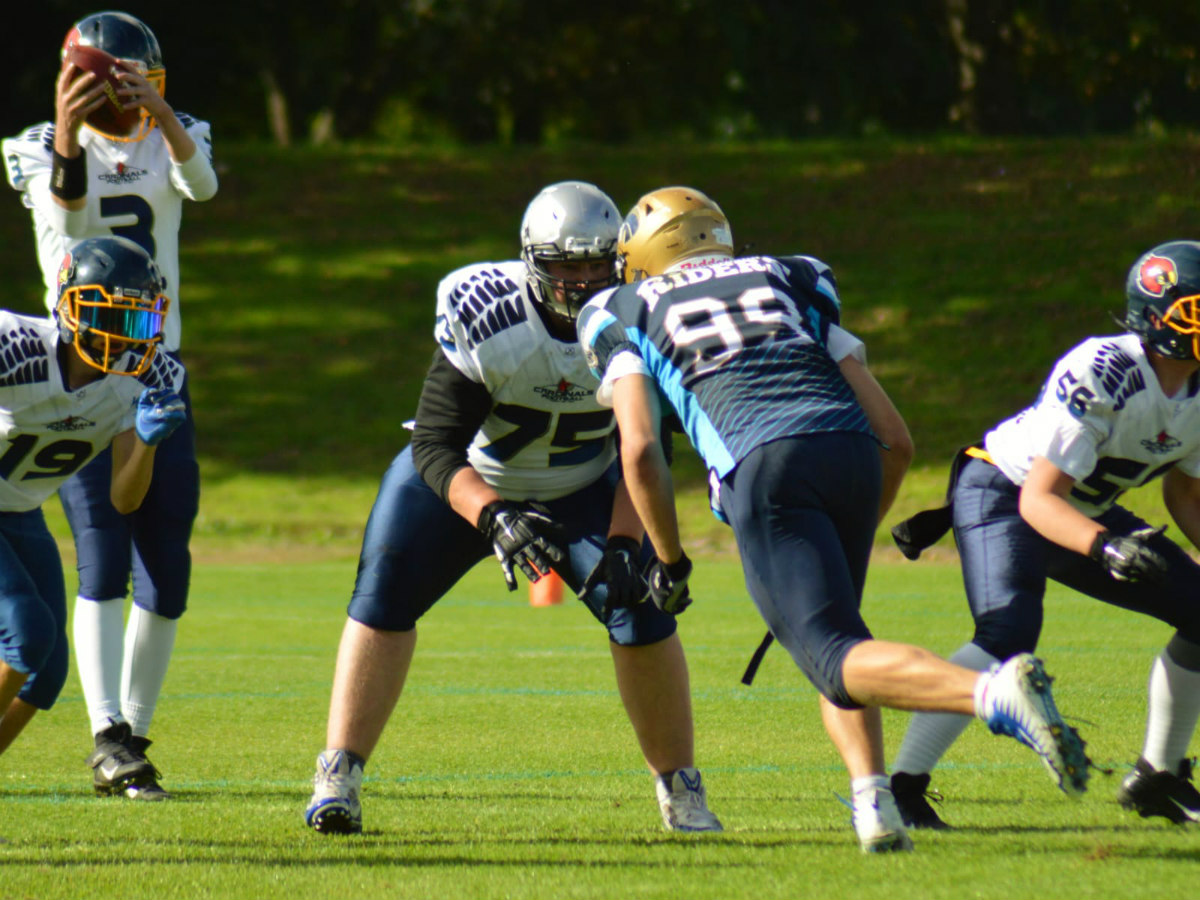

{"left": 0, "top": 235, "right": 185, "bottom": 782}
{"left": 304, "top": 181, "right": 722, "bottom": 836}
{"left": 2, "top": 11, "right": 216, "bottom": 800}
{"left": 889, "top": 240, "right": 1200, "bottom": 828}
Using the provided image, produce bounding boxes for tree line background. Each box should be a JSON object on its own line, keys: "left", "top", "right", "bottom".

{"left": 3, "top": 1, "right": 1198, "bottom": 146}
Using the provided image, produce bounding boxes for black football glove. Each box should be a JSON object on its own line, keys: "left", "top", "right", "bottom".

{"left": 644, "top": 551, "right": 693, "bottom": 615}
{"left": 1089, "top": 525, "right": 1169, "bottom": 584}
{"left": 477, "top": 500, "right": 567, "bottom": 591}
{"left": 580, "top": 535, "right": 646, "bottom": 618}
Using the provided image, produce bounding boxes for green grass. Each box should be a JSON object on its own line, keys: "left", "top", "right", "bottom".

{"left": 1, "top": 559, "right": 1195, "bottom": 899}
{"left": 3, "top": 137, "right": 1200, "bottom": 895}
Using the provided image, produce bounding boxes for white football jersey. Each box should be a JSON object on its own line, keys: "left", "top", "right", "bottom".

{"left": 0, "top": 311, "right": 185, "bottom": 512}
{"left": 986, "top": 333, "right": 1200, "bottom": 516}
{"left": 3, "top": 117, "right": 216, "bottom": 352}
{"left": 434, "top": 261, "right": 616, "bottom": 500}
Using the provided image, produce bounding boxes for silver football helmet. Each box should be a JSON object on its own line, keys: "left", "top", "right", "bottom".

{"left": 520, "top": 181, "right": 620, "bottom": 323}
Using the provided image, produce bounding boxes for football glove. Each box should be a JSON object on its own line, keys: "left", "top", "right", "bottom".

{"left": 580, "top": 535, "right": 646, "bottom": 618}
{"left": 645, "top": 551, "right": 693, "bottom": 615}
{"left": 134, "top": 387, "right": 186, "bottom": 446}
{"left": 1089, "top": 525, "right": 1169, "bottom": 584}
{"left": 477, "top": 500, "right": 566, "bottom": 592}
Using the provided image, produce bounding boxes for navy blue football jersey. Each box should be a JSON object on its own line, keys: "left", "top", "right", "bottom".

{"left": 578, "top": 254, "right": 873, "bottom": 477}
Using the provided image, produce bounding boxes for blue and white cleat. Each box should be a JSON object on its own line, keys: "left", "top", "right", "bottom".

{"left": 656, "top": 767, "right": 724, "bottom": 832}
{"left": 305, "top": 749, "right": 364, "bottom": 834}
{"left": 977, "top": 653, "right": 1089, "bottom": 797}
{"left": 852, "top": 787, "right": 914, "bottom": 854}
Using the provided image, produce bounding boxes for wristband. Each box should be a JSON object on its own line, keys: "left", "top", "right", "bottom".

{"left": 50, "top": 150, "right": 87, "bottom": 201}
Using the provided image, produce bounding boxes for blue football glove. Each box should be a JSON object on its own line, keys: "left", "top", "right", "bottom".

{"left": 135, "top": 387, "right": 186, "bottom": 446}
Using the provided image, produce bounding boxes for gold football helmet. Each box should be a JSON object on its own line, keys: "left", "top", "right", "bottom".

{"left": 617, "top": 187, "right": 735, "bottom": 282}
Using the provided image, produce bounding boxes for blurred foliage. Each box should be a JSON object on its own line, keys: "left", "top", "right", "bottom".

{"left": 2, "top": 1, "right": 1199, "bottom": 145}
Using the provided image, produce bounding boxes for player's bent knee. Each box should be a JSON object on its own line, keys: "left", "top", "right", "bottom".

{"left": 604, "top": 602, "right": 677, "bottom": 646}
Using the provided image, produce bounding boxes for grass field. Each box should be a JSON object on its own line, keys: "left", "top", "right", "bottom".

{"left": 2, "top": 136, "right": 1200, "bottom": 896}
{"left": 1, "top": 558, "right": 1196, "bottom": 899}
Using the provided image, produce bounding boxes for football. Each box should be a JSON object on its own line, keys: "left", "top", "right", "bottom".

{"left": 64, "top": 44, "right": 139, "bottom": 136}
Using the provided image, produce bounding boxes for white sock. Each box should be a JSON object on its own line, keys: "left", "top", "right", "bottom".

{"left": 120, "top": 605, "right": 178, "bottom": 738}
{"left": 73, "top": 596, "right": 126, "bottom": 735}
{"left": 893, "top": 642, "right": 999, "bottom": 776}
{"left": 1142, "top": 650, "right": 1200, "bottom": 772}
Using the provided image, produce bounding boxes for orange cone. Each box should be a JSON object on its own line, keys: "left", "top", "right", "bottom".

{"left": 529, "top": 569, "right": 564, "bottom": 606}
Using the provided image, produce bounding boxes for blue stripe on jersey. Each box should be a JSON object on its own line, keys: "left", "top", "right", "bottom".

{"left": 626, "top": 325, "right": 738, "bottom": 476}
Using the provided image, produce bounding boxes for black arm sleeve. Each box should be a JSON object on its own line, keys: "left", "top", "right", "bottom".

{"left": 410, "top": 347, "right": 494, "bottom": 504}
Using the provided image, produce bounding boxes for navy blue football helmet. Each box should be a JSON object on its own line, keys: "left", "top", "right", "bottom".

{"left": 56, "top": 236, "right": 169, "bottom": 376}
{"left": 1124, "top": 240, "right": 1200, "bottom": 361}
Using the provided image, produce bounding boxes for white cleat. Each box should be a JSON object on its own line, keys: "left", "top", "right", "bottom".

{"left": 305, "top": 749, "right": 364, "bottom": 834}
{"left": 853, "top": 787, "right": 914, "bottom": 854}
{"left": 656, "top": 767, "right": 724, "bottom": 832}
{"left": 977, "top": 653, "right": 1089, "bottom": 797}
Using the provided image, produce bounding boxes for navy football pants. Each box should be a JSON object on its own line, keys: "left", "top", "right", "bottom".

{"left": 58, "top": 372, "right": 198, "bottom": 619}
{"left": 719, "top": 432, "right": 879, "bottom": 708}
{"left": 0, "top": 508, "right": 69, "bottom": 709}
{"left": 953, "top": 457, "right": 1200, "bottom": 658}
{"left": 347, "top": 446, "right": 678, "bottom": 646}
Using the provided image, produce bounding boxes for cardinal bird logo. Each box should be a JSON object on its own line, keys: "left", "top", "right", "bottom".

{"left": 1139, "top": 254, "right": 1179, "bottom": 297}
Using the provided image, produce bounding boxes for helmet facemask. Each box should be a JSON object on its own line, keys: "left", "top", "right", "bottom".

{"left": 57, "top": 284, "right": 168, "bottom": 376}
{"left": 1152, "top": 293, "right": 1200, "bottom": 361}
{"left": 520, "top": 181, "right": 621, "bottom": 330}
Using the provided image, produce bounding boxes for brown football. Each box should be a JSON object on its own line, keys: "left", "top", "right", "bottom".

{"left": 64, "top": 45, "right": 139, "bottom": 136}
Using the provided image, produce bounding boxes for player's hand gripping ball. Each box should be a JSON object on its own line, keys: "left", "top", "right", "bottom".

{"left": 64, "top": 45, "right": 139, "bottom": 135}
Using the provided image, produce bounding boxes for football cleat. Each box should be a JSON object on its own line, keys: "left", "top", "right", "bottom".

{"left": 656, "top": 767, "right": 724, "bottom": 832}
{"left": 978, "top": 654, "right": 1089, "bottom": 797}
{"left": 852, "top": 787, "right": 914, "bottom": 853}
{"left": 890, "top": 772, "right": 951, "bottom": 830}
{"left": 86, "top": 719, "right": 155, "bottom": 797}
{"left": 305, "top": 749, "right": 364, "bottom": 835}
{"left": 122, "top": 735, "right": 171, "bottom": 801}
{"left": 1117, "top": 757, "right": 1200, "bottom": 824}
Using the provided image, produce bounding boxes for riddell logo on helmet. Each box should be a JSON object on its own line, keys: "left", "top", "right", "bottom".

{"left": 1139, "top": 255, "right": 1178, "bottom": 296}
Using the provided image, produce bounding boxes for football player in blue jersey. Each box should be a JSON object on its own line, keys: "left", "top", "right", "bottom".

{"left": 577, "top": 186, "right": 1090, "bottom": 853}
{"left": 0, "top": 236, "right": 186, "bottom": 774}
{"left": 3, "top": 11, "right": 217, "bottom": 800}
{"left": 304, "top": 181, "right": 722, "bottom": 836}
{"left": 889, "top": 240, "right": 1200, "bottom": 829}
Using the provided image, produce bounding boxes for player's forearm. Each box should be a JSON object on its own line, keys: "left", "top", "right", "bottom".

{"left": 109, "top": 437, "right": 157, "bottom": 514}
{"left": 621, "top": 440, "right": 683, "bottom": 563}
{"left": 446, "top": 466, "right": 502, "bottom": 529}
{"left": 1018, "top": 487, "right": 1102, "bottom": 555}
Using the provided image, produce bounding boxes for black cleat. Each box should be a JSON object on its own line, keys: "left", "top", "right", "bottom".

{"left": 86, "top": 720, "right": 154, "bottom": 797}
{"left": 122, "top": 735, "right": 171, "bottom": 801}
{"left": 1117, "top": 757, "right": 1200, "bottom": 824}
{"left": 890, "top": 772, "right": 952, "bottom": 830}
